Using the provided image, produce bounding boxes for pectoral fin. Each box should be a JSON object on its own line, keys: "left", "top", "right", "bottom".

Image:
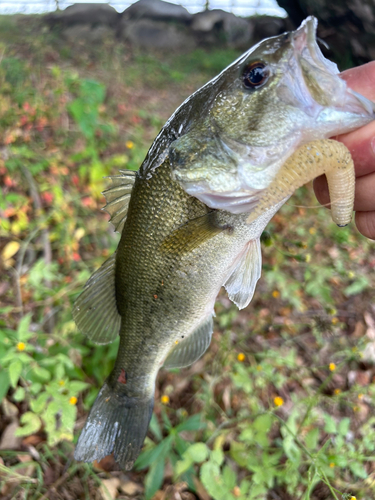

{"left": 164, "top": 316, "right": 213, "bottom": 369}
{"left": 73, "top": 254, "right": 121, "bottom": 344}
{"left": 224, "top": 238, "right": 262, "bottom": 309}
{"left": 160, "top": 212, "right": 226, "bottom": 254}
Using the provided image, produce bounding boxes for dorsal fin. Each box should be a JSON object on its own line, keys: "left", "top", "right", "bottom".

{"left": 224, "top": 238, "right": 262, "bottom": 310}
{"left": 102, "top": 170, "right": 136, "bottom": 233}
{"left": 73, "top": 253, "right": 121, "bottom": 344}
{"left": 163, "top": 316, "right": 213, "bottom": 369}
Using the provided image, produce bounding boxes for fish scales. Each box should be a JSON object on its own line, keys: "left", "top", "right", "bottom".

{"left": 73, "top": 16, "right": 375, "bottom": 470}
{"left": 111, "top": 160, "right": 272, "bottom": 385}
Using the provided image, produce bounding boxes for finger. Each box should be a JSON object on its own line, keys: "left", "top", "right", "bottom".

{"left": 313, "top": 171, "right": 375, "bottom": 212}
{"left": 355, "top": 211, "right": 375, "bottom": 240}
{"left": 340, "top": 61, "right": 375, "bottom": 100}
{"left": 335, "top": 62, "right": 375, "bottom": 177}
{"left": 335, "top": 121, "right": 375, "bottom": 178}
{"left": 313, "top": 175, "right": 330, "bottom": 208}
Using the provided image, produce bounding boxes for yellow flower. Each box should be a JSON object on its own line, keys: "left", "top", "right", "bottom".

{"left": 349, "top": 496, "right": 357, "bottom": 500}
{"left": 331, "top": 317, "right": 339, "bottom": 325}
{"left": 233, "top": 486, "right": 241, "bottom": 497}
{"left": 358, "top": 393, "right": 364, "bottom": 400}
{"left": 334, "top": 388, "right": 341, "bottom": 395}
{"left": 16, "top": 342, "right": 26, "bottom": 351}
{"left": 329, "top": 363, "right": 336, "bottom": 371}
{"left": 125, "top": 140, "right": 134, "bottom": 149}
{"left": 329, "top": 462, "right": 335, "bottom": 468}
{"left": 305, "top": 253, "right": 311, "bottom": 263}
{"left": 274, "top": 396, "right": 284, "bottom": 407}
{"left": 237, "top": 353, "right": 245, "bottom": 362}
{"left": 347, "top": 271, "right": 355, "bottom": 279}
{"left": 161, "top": 395, "right": 170, "bottom": 405}
{"left": 59, "top": 380, "right": 65, "bottom": 386}
{"left": 69, "top": 396, "right": 78, "bottom": 405}
{"left": 309, "top": 227, "right": 316, "bottom": 235}
{"left": 272, "top": 290, "right": 280, "bottom": 298}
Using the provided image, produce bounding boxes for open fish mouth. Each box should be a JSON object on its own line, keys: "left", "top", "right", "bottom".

{"left": 290, "top": 16, "right": 375, "bottom": 119}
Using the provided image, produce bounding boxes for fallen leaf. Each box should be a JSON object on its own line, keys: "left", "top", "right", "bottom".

{"left": 0, "top": 422, "right": 21, "bottom": 450}
{"left": 1, "top": 399, "right": 19, "bottom": 418}
{"left": 22, "top": 434, "right": 44, "bottom": 447}
{"left": 2, "top": 241, "right": 20, "bottom": 263}
{"left": 16, "top": 454, "right": 36, "bottom": 477}
{"left": 119, "top": 477, "right": 143, "bottom": 496}
{"left": 364, "top": 312, "right": 375, "bottom": 340}
{"left": 94, "top": 453, "right": 119, "bottom": 472}
{"left": 99, "top": 477, "right": 120, "bottom": 500}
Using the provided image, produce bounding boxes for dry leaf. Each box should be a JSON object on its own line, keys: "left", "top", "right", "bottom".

{"left": 119, "top": 478, "right": 143, "bottom": 496}
{"left": 0, "top": 422, "right": 21, "bottom": 450}
{"left": 99, "top": 477, "right": 120, "bottom": 500}
{"left": 1, "top": 241, "right": 20, "bottom": 263}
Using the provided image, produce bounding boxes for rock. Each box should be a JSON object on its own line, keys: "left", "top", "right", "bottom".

{"left": 62, "top": 25, "right": 115, "bottom": 43}
{"left": 122, "top": 0, "right": 192, "bottom": 23}
{"left": 191, "top": 9, "right": 252, "bottom": 49}
{"left": 120, "top": 19, "right": 196, "bottom": 52}
{"left": 45, "top": 3, "right": 119, "bottom": 28}
{"left": 250, "top": 15, "right": 287, "bottom": 44}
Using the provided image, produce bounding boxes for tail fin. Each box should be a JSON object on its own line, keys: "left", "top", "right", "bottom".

{"left": 74, "top": 381, "right": 154, "bottom": 470}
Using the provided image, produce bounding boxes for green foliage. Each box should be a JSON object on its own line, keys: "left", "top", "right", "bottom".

{"left": 135, "top": 412, "right": 206, "bottom": 499}
{"left": 0, "top": 312, "right": 89, "bottom": 445}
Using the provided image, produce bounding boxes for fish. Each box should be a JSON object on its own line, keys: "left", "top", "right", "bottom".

{"left": 73, "top": 16, "right": 375, "bottom": 471}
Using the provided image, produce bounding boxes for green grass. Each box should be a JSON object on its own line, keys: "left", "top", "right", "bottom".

{"left": 0, "top": 14, "right": 374, "bottom": 500}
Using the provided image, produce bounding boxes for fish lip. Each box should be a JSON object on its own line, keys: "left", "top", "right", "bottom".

{"left": 292, "top": 16, "right": 375, "bottom": 119}
{"left": 292, "top": 16, "right": 332, "bottom": 71}
{"left": 292, "top": 16, "right": 318, "bottom": 54}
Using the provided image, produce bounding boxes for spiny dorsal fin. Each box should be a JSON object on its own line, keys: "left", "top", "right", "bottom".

{"left": 163, "top": 316, "right": 213, "bottom": 369}
{"left": 73, "top": 253, "right": 121, "bottom": 344}
{"left": 224, "top": 238, "right": 262, "bottom": 310}
{"left": 102, "top": 170, "right": 136, "bottom": 233}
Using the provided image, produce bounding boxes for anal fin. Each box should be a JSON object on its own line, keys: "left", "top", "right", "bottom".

{"left": 73, "top": 253, "right": 121, "bottom": 344}
{"left": 224, "top": 238, "right": 262, "bottom": 310}
{"left": 163, "top": 316, "right": 213, "bottom": 369}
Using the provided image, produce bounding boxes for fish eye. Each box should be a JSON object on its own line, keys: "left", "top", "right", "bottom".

{"left": 242, "top": 61, "right": 270, "bottom": 89}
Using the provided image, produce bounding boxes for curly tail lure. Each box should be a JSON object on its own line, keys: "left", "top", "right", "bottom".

{"left": 246, "top": 139, "right": 355, "bottom": 227}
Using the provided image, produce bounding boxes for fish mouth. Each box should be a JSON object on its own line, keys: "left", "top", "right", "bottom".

{"left": 291, "top": 16, "right": 375, "bottom": 120}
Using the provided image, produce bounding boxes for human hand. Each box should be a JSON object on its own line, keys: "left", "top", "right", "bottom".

{"left": 313, "top": 61, "right": 375, "bottom": 240}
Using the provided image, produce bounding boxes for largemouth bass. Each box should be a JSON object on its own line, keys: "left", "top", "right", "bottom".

{"left": 73, "top": 17, "right": 374, "bottom": 470}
